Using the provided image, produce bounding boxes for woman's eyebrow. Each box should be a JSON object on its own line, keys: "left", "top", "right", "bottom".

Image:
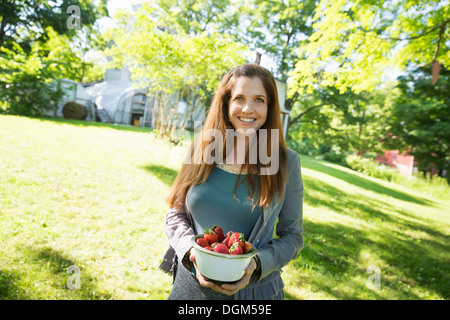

{"left": 233, "top": 92, "right": 267, "bottom": 98}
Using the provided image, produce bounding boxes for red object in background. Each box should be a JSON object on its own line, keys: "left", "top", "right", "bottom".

{"left": 376, "top": 150, "right": 414, "bottom": 177}
{"left": 432, "top": 61, "right": 440, "bottom": 85}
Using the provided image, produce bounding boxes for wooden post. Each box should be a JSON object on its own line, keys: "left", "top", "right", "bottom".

{"left": 255, "top": 52, "right": 261, "bottom": 65}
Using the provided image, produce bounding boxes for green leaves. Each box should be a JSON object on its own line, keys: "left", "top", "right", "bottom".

{"left": 289, "top": 0, "right": 450, "bottom": 96}
{"left": 111, "top": 9, "right": 247, "bottom": 96}
{"left": 237, "top": 0, "right": 316, "bottom": 80}
{"left": 385, "top": 66, "right": 450, "bottom": 175}
{"left": 0, "top": 36, "right": 67, "bottom": 116}
{"left": 0, "top": 0, "right": 109, "bottom": 115}
{"left": 108, "top": 3, "right": 247, "bottom": 142}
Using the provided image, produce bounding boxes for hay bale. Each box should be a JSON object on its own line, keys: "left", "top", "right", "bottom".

{"left": 62, "top": 102, "right": 87, "bottom": 120}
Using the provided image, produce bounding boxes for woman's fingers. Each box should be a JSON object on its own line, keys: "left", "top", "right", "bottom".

{"left": 190, "top": 250, "right": 257, "bottom": 295}
{"left": 190, "top": 250, "right": 214, "bottom": 288}
{"left": 213, "top": 258, "right": 257, "bottom": 296}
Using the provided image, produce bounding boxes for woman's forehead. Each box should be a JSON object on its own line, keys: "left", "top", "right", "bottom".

{"left": 232, "top": 77, "right": 267, "bottom": 97}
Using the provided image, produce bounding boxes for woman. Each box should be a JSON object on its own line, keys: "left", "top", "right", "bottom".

{"left": 159, "top": 63, "right": 304, "bottom": 300}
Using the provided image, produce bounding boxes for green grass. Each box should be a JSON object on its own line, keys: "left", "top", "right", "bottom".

{"left": 1, "top": 115, "right": 449, "bottom": 300}
{"left": 283, "top": 158, "right": 449, "bottom": 299}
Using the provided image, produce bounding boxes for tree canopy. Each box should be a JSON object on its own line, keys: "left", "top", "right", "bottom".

{"left": 108, "top": 3, "right": 247, "bottom": 142}
{"left": 288, "top": 0, "right": 449, "bottom": 95}
{"left": 0, "top": 0, "right": 108, "bottom": 50}
{"left": 0, "top": 0, "right": 108, "bottom": 115}
{"left": 385, "top": 66, "right": 449, "bottom": 175}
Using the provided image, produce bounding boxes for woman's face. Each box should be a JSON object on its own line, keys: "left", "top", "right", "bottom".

{"left": 228, "top": 76, "right": 268, "bottom": 134}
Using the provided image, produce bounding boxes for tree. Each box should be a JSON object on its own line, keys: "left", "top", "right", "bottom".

{"left": 0, "top": 41, "right": 64, "bottom": 116}
{"left": 384, "top": 66, "right": 450, "bottom": 178}
{"left": 148, "top": 0, "right": 231, "bottom": 36}
{"left": 288, "top": 0, "right": 449, "bottom": 96}
{"left": 108, "top": 4, "right": 247, "bottom": 143}
{"left": 287, "top": 85, "right": 392, "bottom": 157}
{"left": 0, "top": 0, "right": 107, "bottom": 51}
{"left": 236, "top": 0, "right": 316, "bottom": 81}
{"left": 0, "top": 0, "right": 108, "bottom": 116}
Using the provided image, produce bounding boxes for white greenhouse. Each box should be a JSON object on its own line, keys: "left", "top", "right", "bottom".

{"left": 85, "top": 68, "right": 152, "bottom": 126}
{"left": 51, "top": 66, "right": 288, "bottom": 137}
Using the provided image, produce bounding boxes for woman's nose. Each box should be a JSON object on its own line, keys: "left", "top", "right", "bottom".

{"left": 241, "top": 102, "right": 254, "bottom": 113}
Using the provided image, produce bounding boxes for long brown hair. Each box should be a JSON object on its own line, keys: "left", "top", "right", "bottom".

{"left": 166, "top": 63, "right": 287, "bottom": 212}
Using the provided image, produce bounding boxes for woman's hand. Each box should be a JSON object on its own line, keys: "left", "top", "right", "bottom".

{"left": 189, "top": 248, "right": 257, "bottom": 296}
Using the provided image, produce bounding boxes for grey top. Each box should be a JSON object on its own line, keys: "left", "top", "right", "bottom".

{"left": 160, "top": 147, "right": 304, "bottom": 300}
{"left": 186, "top": 165, "right": 262, "bottom": 239}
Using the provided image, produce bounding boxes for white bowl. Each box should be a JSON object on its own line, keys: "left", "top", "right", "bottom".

{"left": 191, "top": 235, "right": 258, "bottom": 283}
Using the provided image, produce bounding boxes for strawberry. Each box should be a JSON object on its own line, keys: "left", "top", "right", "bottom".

{"left": 222, "top": 236, "right": 230, "bottom": 248}
{"left": 213, "top": 243, "right": 229, "bottom": 254}
{"left": 243, "top": 242, "right": 252, "bottom": 254}
{"left": 204, "top": 228, "right": 218, "bottom": 244}
{"left": 196, "top": 238, "right": 209, "bottom": 248}
{"left": 229, "top": 242, "right": 243, "bottom": 255}
{"left": 212, "top": 225, "right": 225, "bottom": 242}
{"left": 210, "top": 242, "right": 219, "bottom": 249}
{"left": 226, "top": 231, "right": 234, "bottom": 238}
{"left": 205, "top": 246, "right": 213, "bottom": 251}
{"left": 223, "top": 231, "right": 234, "bottom": 248}
{"left": 229, "top": 232, "right": 245, "bottom": 248}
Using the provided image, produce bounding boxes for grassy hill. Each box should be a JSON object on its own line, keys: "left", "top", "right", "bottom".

{"left": 0, "top": 115, "right": 448, "bottom": 300}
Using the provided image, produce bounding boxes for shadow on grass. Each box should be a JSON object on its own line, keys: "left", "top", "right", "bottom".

{"left": 301, "top": 156, "right": 434, "bottom": 206}
{"left": 0, "top": 270, "right": 27, "bottom": 299}
{"left": 0, "top": 246, "right": 113, "bottom": 300}
{"left": 299, "top": 220, "right": 448, "bottom": 299}
{"left": 141, "top": 164, "right": 179, "bottom": 186}
{"left": 289, "top": 174, "right": 450, "bottom": 300}
{"left": 303, "top": 175, "right": 394, "bottom": 223}
{"left": 287, "top": 220, "right": 390, "bottom": 300}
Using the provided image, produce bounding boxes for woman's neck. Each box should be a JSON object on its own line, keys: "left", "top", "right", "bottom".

{"left": 224, "top": 136, "right": 250, "bottom": 167}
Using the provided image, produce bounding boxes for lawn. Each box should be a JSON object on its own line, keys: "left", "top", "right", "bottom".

{"left": 0, "top": 115, "right": 449, "bottom": 300}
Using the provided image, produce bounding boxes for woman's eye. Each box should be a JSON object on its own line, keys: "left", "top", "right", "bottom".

{"left": 235, "top": 97, "right": 244, "bottom": 101}
{"left": 256, "top": 98, "right": 265, "bottom": 102}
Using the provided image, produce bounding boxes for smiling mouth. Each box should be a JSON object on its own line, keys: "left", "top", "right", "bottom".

{"left": 238, "top": 117, "right": 256, "bottom": 123}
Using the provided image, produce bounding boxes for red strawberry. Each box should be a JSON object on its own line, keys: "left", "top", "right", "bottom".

{"left": 196, "top": 238, "right": 209, "bottom": 248}
{"left": 223, "top": 231, "right": 234, "bottom": 248}
{"left": 213, "top": 243, "right": 229, "bottom": 254}
{"left": 229, "top": 242, "right": 243, "bottom": 255}
{"left": 243, "top": 242, "right": 252, "bottom": 254}
{"left": 229, "top": 232, "right": 245, "bottom": 247}
{"left": 204, "top": 228, "right": 218, "bottom": 244}
{"left": 212, "top": 225, "right": 225, "bottom": 242}
{"left": 205, "top": 246, "right": 213, "bottom": 251}
{"left": 222, "top": 236, "right": 230, "bottom": 248}
{"left": 210, "top": 242, "right": 219, "bottom": 249}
